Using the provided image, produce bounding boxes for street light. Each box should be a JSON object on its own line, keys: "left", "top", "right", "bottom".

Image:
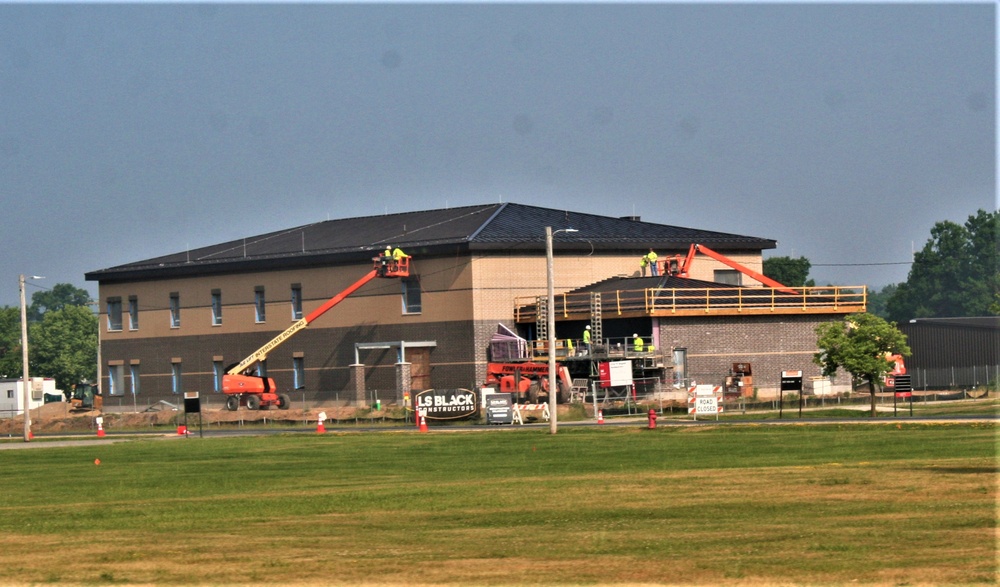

{"left": 546, "top": 226, "right": 577, "bottom": 435}
{"left": 19, "top": 274, "right": 43, "bottom": 442}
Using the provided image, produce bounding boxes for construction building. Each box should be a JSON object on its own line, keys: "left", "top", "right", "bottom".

{"left": 85, "top": 203, "right": 864, "bottom": 407}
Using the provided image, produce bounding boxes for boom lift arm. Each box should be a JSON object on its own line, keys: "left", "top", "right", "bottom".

{"left": 225, "top": 256, "right": 410, "bottom": 377}
{"left": 664, "top": 244, "right": 797, "bottom": 295}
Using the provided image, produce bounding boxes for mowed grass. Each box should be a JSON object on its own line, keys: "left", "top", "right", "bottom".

{"left": 0, "top": 424, "right": 995, "bottom": 586}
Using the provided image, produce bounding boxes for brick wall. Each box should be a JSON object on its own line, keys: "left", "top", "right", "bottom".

{"left": 660, "top": 314, "right": 850, "bottom": 396}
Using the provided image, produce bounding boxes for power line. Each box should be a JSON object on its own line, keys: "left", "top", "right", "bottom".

{"left": 812, "top": 262, "right": 912, "bottom": 267}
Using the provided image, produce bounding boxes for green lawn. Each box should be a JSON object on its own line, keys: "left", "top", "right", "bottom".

{"left": 0, "top": 423, "right": 995, "bottom": 586}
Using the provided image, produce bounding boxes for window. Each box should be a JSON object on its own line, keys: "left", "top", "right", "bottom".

{"left": 128, "top": 296, "right": 139, "bottom": 330}
{"left": 291, "top": 284, "right": 303, "bottom": 320}
{"left": 169, "top": 293, "right": 180, "bottom": 328}
{"left": 211, "top": 289, "right": 222, "bottom": 326}
{"left": 402, "top": 277, "right": 421, "bottom": 314}
{"left": 293, "top": 356, "right": 304, "bottom": 390}
{"left": 109, "top": 364, "right": 124, "bottom": 396}
{"left": 255, "top": 286, "right": 266, "bottom": 323}
{"left": 7, "top": 390, "right": 14, "bottom": 399}
{"left": 130, "top": 364, "right": 140, "bottom": 395}
{"left": 106, "top": 297, "right": 123, "bottom": 331}
{"left": 714, "top": 269, "right": 742, "bottom": 286}
{"left": 213, "top": 361, "right": 224, "bottom": 393}
{"left": 172, "top": 362, "right": 183, "bottom": 394}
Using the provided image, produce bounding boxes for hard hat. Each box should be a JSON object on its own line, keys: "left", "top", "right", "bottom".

{"left": 633, "top": 333, "right": 638, "bottom": 337}
{"left": 585, "top": 325, "right": 591, "bottom": 329}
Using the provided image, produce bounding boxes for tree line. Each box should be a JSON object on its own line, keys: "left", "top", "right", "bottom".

{"left": 764, "top": 209, "right": 999, "bottom": 322}
{"left": 766, "top": 209, "right": 997, "bottom": 406}
{"left": 0, "top": 284, "right": 97, "bottom": 395}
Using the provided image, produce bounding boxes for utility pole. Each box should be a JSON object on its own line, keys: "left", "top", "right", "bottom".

{"left": 19, "top": 274, "right": 43, "bottom": 442}
{"left": 546, "top": 227, "right": 577, "bottom": 435}
{"left": 20, "top": 274, "right": 30, "bottom": 442}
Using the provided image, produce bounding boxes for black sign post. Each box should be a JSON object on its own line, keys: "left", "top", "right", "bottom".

{"left": 183, "top": 391, "right": 203, "bottom": 438}
{"left": 892, "top": 374, "right": 913, "bottom": 417}
{"left": 780, "top": 371, "right": 803, "bottom": 419}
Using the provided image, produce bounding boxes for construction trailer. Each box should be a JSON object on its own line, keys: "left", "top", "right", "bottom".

{"left": 0, "top": 378, "right": 58, "bottom": 418}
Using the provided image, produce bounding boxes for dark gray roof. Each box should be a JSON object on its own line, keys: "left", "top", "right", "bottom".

{"left": 903, "top": 317, "right": 1000, "bottom": 330}
{"left": 86, "top": 202, "right": 776, "bottom": 282}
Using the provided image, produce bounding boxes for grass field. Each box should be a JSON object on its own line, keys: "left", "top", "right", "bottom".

{"left": 0, "top": 423, "right": 996, "bottom": 586}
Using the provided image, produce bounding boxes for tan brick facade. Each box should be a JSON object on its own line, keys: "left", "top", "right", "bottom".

{"left": 96, "top": 245, "right": 814, "bottom": 406}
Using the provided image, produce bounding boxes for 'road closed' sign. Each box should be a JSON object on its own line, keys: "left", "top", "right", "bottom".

{"left": 694, "top": 396, "right": 719, "bottom": 414}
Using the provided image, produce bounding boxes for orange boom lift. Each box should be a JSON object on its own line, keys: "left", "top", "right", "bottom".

{"left": 221, "top": 254, "right": 411, "bottom": 411}
{"left": 663, "top": 243, "right": 798, "bottom": 295}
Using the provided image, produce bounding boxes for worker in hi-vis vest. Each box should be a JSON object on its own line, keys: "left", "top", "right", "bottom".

{"left": 633, "top": 333, "right": 644, "bottom": 353}
{"left": 583, "top": 325, "right": 592, "bottom": 354}
{"left": 647, "top": 248, "right": 659, "bottom": 276}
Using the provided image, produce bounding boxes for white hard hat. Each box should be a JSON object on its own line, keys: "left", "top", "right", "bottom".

{"left": 585, "top": 325, "right": 591, "bottom": 329}
{"left": 633, "top": 333, "right": 638, "bottom": 337}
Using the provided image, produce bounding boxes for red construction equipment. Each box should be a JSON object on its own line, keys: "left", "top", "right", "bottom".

{"left": 484, "top": 361, "right": 573, "bottom": 404}
{"left": 222, "top": 254, "right": 411, "bottom": 411}
{"left": 662, "top": 244, "right": 797, "bottom": 295}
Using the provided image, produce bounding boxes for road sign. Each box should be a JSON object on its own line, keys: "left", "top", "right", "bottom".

{"left": 694, "top": 396, "right": 721, "bottom": 414}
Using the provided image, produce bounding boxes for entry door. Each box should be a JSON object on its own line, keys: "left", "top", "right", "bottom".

{"left": 408, "top": 348, "right": 431, "bottom": 391}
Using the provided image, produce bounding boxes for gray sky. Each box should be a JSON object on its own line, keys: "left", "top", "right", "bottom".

{"left": 1, "top": 3, "right": 995, "bottom": 307}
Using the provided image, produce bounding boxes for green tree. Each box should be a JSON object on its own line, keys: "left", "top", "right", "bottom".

{"left": 30, "top": 305, "right": 98, "bottom": 392}
{"left": 763, "top": 256, "right": 816, "bottom": 287}
{"left": 887, "top": 209, "right": 1000, "bottom": 321}
{"left": 814, "top": 312, "right": 910, "bottom": 417}
{"left": 0, "top": 306, "right": 22, "bottom": 378}
{"left": 865, "top": 283, "right": 898, "bottom": 319}
{"left": 28, "top": 283, "right": 93, "bottom": 322}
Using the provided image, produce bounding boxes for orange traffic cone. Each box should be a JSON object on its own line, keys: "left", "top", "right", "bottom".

{"left": 597, "top": 410, "right": 604, "bottom": 424}
{"left": 419, "top": 414, "right": 428, "bottom": 433}
{"left": 97, "top": 422, "right": 106, "bottom": 437}
{"left": 316, "top": 421, "right": 326, "bottom": 434}
{"left": 176, "top": 425, "right": 187, "bottom": 435}
{"left": 28, "top": 430, "right": 33, "bottom": 440}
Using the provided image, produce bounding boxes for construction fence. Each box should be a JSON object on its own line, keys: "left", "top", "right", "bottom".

{"left": 908, "top": 365, "right": 999, "bottom": 390}
{"left": 579, "top": 372, "right": 998, "bottom": 421}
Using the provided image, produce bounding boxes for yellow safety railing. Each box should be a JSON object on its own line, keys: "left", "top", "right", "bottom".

{"left": 514, "top": 286, "right": 867, "bottom": 322}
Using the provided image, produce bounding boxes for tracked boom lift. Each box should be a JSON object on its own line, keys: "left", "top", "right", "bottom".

{"left": 221, "top": 255, "right": 411, "bottom": 411}
{"left": 663, "top": 243, "right": 797, "bottom": 295}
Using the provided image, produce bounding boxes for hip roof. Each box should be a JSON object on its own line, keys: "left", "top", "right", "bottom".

{"left": 86, "top": 202, "right": 776, "bottom": 282}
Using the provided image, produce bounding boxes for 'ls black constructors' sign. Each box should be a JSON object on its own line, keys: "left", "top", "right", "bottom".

{"left": 414, "top": 388, "right": 478, "bottom": 420}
